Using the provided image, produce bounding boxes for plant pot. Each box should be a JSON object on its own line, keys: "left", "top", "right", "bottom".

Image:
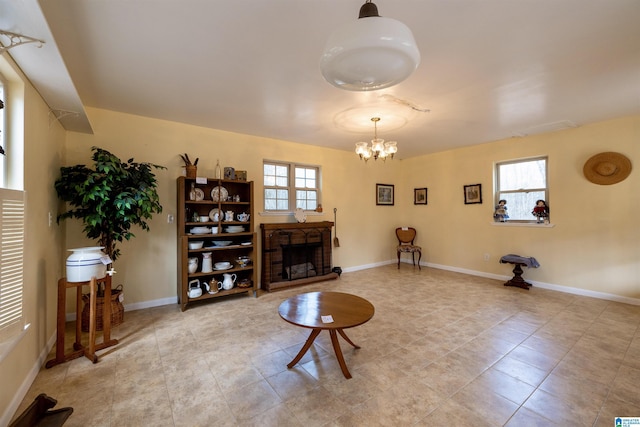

{"left": 185, "top": 165, "right": 197, "bottom": 178}
{"left": 81, "top": 285, "right": 124, "bottom": 332}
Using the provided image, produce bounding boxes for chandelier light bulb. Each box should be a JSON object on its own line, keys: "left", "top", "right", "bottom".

{"left": 354, "top": 117, "right": 398, "bottom": 162}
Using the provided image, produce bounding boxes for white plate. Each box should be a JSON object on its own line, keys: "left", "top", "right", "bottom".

{"left": 213, "top": 265, "right": 232, "bottom": 271}
{"left": 225, "top": 227, "right": 244, "bottom": 233}
{"left": 209, "top": 208, "right": 220, "bottom": 222}
{"left": 294, "top": 208, "right": 307, "bottom": 223}
{"left": 240, "top": 242, "right": 252, "bottom": 246}
{"left": 194, "top": 188, "right": 205, "bottom": 201}
{"left": 211, "top": 186, "right": 228, "bottom": 202}
{"left": 190, "top": 227, "right": 211, "bottom": 234}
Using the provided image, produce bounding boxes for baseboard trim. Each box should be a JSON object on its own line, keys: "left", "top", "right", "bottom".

{"left": 65, "top": 296, "right": 179, "bottom": 321}
{"left": 423, "top": 260, "right": 640, "bottom": 306}
{"left": 1, "top": 333, "right": 56, "bottom": 427}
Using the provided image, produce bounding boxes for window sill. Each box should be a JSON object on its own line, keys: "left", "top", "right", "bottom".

{"left": 0, "top": 323, "right": 30, "bottom": 364}
{"left": 490, "top": 222, "right": 554, "bottom": 228}
{"left": 259, "top": 211, "right": 323, "bottom": 217}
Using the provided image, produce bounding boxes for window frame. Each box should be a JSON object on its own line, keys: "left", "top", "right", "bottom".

{"left": 0, "top": 73, "right": 6, "bottom": 188}
{"left": 495, "top": 156, "right": 549, "bottom": 223}
{"left": 263, "top": 160, "right": 321, "bottom": 213}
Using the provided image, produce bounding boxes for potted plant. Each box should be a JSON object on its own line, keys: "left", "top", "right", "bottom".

{"left": 55, "top": 146, "right": 165, "bottom": 329}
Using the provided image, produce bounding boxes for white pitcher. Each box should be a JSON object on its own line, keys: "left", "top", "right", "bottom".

{"left": 201, "top": 252, "right": 213, "bottom": 273}
{"left": 222, "top": 273, "right": 237, "bottom": 290}
{"left": 188, "top": 257, "right": 198, "bottom": 274}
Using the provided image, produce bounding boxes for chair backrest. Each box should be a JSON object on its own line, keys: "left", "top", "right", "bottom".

{"left": 396, "top": 227, "right": 417, "bottom": 245}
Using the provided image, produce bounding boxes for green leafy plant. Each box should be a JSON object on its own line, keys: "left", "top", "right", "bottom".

{"left": 55, "top": 146, "right": 165, "bottom": 263}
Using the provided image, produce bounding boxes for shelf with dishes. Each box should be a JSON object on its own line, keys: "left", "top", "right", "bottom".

{"left": 177, "top": 176, "right": 256, "bottom": 311}
{"left": 183, "top": 236, "right": 255, "bottom": 302}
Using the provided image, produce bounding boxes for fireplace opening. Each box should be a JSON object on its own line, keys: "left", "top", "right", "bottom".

{"left": 282, "top": 241, "right": 322, "bottom": 280}
{"left": 260, "top": 222, "right": 338, "bottom": 291}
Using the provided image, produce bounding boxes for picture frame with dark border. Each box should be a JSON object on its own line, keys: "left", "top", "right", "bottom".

{"left": 414, "top": 188, "right": 428, "bottom": 205}
{"left": 376, "top": 183, "right": 394, "bottom": 206}
{"left": 464, "top": 183, "right": 482, "bottom": 204}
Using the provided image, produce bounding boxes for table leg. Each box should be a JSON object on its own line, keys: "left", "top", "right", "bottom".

{"left": 49, "top": 279, "right": 67, "bottom": 366}
{"left": 329, "top": 330, "right": 352, "bottom": 379}
{"left": 95, "top": 276, "right": 118, "bottom": 351}
{"left": 337, "top": 329, "right": 360, "bottom": 349}
{"left": 84, "top": 277, "right": 98, "bottom": 363}
{"left": 504, "top": 263, "right": 532, "bottom": 289}
{"left": 287, "top": 329, "right": 321, "bottom": 369}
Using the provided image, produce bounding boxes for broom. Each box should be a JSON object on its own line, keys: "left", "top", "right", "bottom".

{"left": 333, "top": 208, "right": 340, "bottom": 247}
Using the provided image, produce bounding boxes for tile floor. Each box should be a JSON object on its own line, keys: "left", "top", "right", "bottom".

{"left": 14, "top": 265, "right": 640, "bottom": 426}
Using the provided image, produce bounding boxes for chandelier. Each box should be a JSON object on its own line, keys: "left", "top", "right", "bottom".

{"left": 320, "top": 1, "right": 420, "bottom": 91}
{"left": 355, "top": 117, "right": 398, "bottom": 162}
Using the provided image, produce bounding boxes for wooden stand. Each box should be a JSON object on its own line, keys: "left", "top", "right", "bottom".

{"left": 45, "top": 276, "right": 119, "bottom": 368}
{"left": 503, "top": 263, "right": 532, "bottom": 290}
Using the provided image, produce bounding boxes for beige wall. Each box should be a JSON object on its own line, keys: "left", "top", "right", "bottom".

{"left": 0, "top": 58, "right": 66, "bottom": 424}
{"left": 402, "top": 115, "right": 639, "bottom": 299}
{"left": 62, "top": 107, "right": 405, "bottom": 307}
{"left": 2, "top": 91, "right": 638, "bottom": 421}
{"left": 62, "top": 109, "right": 639, "bottom": 307}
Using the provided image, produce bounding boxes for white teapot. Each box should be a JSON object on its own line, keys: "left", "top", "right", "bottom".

{"left": 222, "top": 273, "right": 237, "bottom": 290}
{"left": 237, "top": 212, "right": 250, "bottom": 222}
{"left": 188, "top": 279, "right": 202, "bottom": 298}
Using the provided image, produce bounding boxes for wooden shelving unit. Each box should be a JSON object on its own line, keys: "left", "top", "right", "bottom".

{"left": 177, "top": 176, "right": 256, "bottom": 311}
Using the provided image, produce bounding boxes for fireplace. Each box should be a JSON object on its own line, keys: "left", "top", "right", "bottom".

{"left": 260, "top": 221, "right": 339, "bottom": 291}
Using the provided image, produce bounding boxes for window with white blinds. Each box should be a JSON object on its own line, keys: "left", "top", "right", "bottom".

{"left": 0, "top": 188, "right": 25, "bottom": 343}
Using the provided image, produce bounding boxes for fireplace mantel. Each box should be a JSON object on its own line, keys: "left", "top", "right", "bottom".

{"left": 260, "top": 221, "right": 339, "bottom": 291}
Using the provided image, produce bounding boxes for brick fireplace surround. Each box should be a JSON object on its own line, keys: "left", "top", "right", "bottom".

{"left": 260, "top": 221, "right": 339, "bottom": 291}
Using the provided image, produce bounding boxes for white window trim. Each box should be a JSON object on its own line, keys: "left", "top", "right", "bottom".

{"left": 263, "top": 160, "right": 321, "bottom": 213}
{"left": 495, "top": 156, "right": 549, "bottom": 224}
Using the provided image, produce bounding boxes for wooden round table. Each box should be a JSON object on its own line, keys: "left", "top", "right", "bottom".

{"left": 278, "top": 291, "right": 375, "bottom": 379}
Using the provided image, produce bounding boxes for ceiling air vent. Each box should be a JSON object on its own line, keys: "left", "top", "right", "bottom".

{"left": 513, "top": 120, "right": 578, "bottom": 137}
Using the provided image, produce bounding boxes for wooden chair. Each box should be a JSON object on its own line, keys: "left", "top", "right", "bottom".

{"left": 396, "top": 227, "right": 422, "bottom": 269}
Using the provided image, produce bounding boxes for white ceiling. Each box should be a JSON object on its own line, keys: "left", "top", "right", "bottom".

{"left": 2, "top": 0, "right": 639, "bottom": 159}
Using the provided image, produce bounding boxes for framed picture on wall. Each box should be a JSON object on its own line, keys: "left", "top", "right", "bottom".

{"left": 464, "top": 184, "right": 482, "bottom": 204}
{"left": 414, "top": 188, "right": 428, "bottom": 205}
{"left": 376, "top": 183, "right": 394, "bottom": 206}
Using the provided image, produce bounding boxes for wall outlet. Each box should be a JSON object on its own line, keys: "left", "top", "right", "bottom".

{"left": 167, "top": 214, "right": 174, "bottom": 224}
{"left": 483, "top": 253, "right": 490, "bottom": 262}
{"left": 48, "top": 212, "right": 53, "bottom": 227}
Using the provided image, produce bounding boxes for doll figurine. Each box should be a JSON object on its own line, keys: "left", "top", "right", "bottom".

{"left": 493, "top": 199, "right": 509, "bottom": 222}
{"left": 532, "top": 200, "right": 549, "bottom": 223}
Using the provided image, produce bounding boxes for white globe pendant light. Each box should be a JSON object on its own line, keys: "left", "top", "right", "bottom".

{"left": 320, "top": 1, "right": 420, "bottom": 91}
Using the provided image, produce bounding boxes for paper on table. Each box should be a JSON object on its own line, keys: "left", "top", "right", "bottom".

{"left": 321, "top": 315, "right": 334, "bottom": 323}
{"left": 196, "top": 177, "right": 207, "bottom": 184}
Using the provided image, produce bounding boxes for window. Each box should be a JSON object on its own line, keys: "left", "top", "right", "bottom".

{"left": 0, "top": 75, "right": 6, "bottom": 187}
{"left": 0, "top": 64, "right": 27, "bottom": 356}
{"left": 495, "top": 157, "right": 548, "bottom": 222}
{"left": 0, "top": 188, "right": 25, "bottom": 343}
{"left": 264, "top": 161, "right": 320, "bottom": 212}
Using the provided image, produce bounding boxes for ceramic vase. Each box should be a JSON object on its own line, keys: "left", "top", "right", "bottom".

{"left": 66, "top": 247, "right": 107, "bottom": 282}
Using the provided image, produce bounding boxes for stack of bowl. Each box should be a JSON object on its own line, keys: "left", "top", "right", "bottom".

{"left": 190, "top": 226, "right": 211, "bottom": 234}
{"left": 188, "top": 241, "right": 204, "bottom": 249}
{"left": 214, "top": 261, "right": 231, "bottom": 270}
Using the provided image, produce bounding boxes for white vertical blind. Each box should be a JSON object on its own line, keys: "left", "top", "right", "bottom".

{"left": 0, "top": 188, "right": 25, "bottom": 342}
